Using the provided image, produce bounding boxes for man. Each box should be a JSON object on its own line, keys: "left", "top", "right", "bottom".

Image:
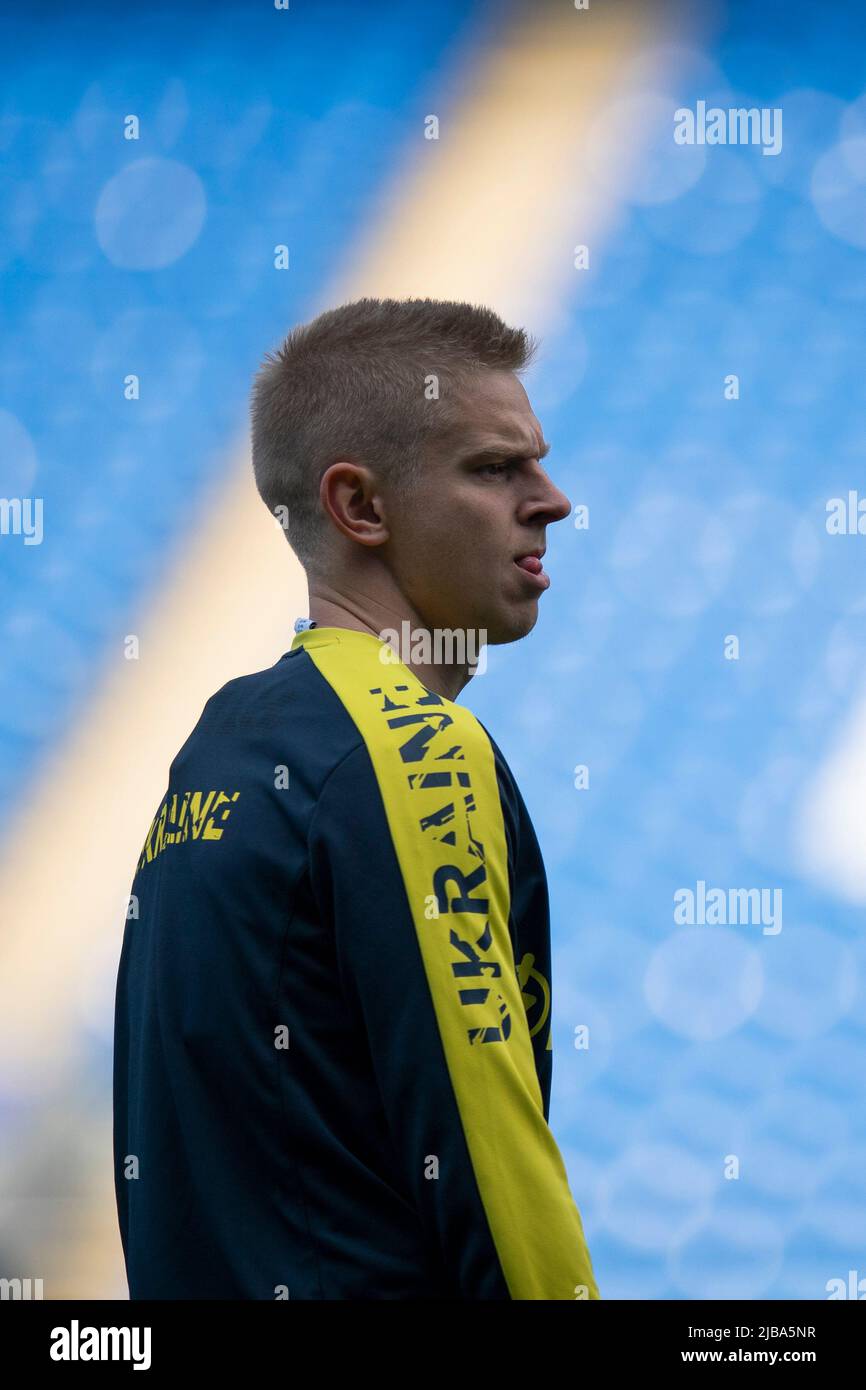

{"left": 113, "top": 296, "right": 601, "bottom": 1300}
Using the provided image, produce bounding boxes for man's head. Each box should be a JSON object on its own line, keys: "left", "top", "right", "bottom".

{"left": 250, "top": 297, "right": 571, "bottom": 645}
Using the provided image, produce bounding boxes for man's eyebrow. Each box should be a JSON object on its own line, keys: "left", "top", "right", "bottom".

{"left": 460, "top": 439, "right": 551, "bottom": 465}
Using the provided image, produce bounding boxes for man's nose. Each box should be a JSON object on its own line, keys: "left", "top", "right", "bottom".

{"left": 526, "top": 474, "right": 572, "bottom": 525}
{"left": 547, "top": 481, "right": 572, "bottom": 523}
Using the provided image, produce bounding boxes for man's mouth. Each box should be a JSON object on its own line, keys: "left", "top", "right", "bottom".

{"left": 513, "top": 550, "right": 550, "bottom": 590}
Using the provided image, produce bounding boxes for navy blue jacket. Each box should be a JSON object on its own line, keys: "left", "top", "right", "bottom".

{"left": 113, "top": 625, "right": 599, "bottom": 1300}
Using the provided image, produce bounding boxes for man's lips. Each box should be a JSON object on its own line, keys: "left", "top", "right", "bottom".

{"left": 514, "top": 554, "right": 550, "bottom": 589}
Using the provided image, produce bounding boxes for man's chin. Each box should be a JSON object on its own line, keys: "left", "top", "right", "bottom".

{"left": 418, "top": 596, "right": 539, "bottom": 647}
{"left": 481, "top": 604, "right": 540, "bottom": 646}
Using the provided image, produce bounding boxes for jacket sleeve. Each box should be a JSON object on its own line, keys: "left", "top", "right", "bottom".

{"left": 308, "top": 736, "right": 601, "bottom": 1301}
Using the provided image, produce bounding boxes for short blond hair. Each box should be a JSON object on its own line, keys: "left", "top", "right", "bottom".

{"left": 249, "top": 296, "right": 536, "bottom": 573}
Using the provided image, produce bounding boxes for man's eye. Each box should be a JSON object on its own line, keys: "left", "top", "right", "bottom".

{"left": 478, "top": 461, "right": 511, "bottom": 477}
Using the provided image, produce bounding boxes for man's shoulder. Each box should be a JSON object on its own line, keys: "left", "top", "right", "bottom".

{"left": 171, "top": 646, "right": 365, "bottom": 782}
{"left": 196, "top": 652, "right": 298, "bottom": 730}
{"left": 470, "top": 715, "right": 519, "bottom": 791}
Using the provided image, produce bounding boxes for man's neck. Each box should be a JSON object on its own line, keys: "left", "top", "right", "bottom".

{"left": 307, "top": 587, "right": 476, "bottom": 701}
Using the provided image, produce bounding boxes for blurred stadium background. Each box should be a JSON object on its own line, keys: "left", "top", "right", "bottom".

{"left": 1, "top": 0, "right": 865, "bottom": 1298}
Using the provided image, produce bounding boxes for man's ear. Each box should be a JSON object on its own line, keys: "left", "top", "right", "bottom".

{"left": 319, "top": 461, "right": 389, "bottom": 549}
